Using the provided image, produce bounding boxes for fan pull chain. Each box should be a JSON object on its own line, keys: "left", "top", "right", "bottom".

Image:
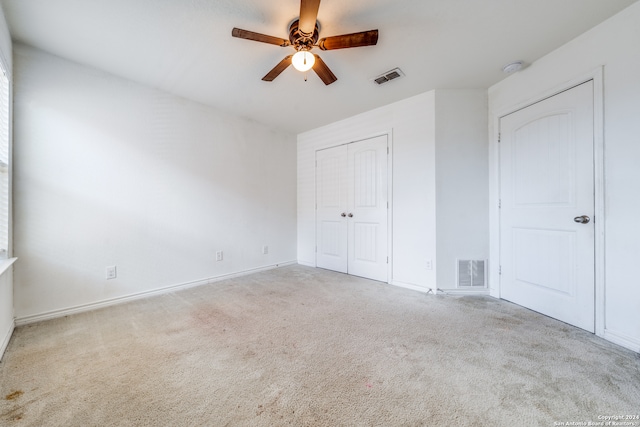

{"left": 304, "top": 54, "right": 308, "bottom": 81}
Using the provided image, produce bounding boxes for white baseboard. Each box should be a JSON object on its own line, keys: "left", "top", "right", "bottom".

{"left": 390, "top": 280, "right": 433, "bottom": 294}
{"left": 297, "top": 260, "right": 315, "bottom": 268}
{"left": 15, "top": 261, "right": 297, "bottom": 327}
{"left": 436, "top": 288, "right": 490, "bottom": 296}
{"left": 0, "top": 319, "right": 14, "bottom": 362}
{"left": 603, "top": 329, "right": 640, "bottom": 353}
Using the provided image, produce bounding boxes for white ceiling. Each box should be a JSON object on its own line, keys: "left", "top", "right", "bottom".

{"left": 1, "top": 0, "right": 637, "bottom": 134}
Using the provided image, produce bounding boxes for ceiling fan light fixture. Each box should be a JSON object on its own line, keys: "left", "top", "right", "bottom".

{"left": 292, "top": 50, "right": 315, "bottom": 72}
{"left": 232, "top": 0, "right": 378, "bottom": 85}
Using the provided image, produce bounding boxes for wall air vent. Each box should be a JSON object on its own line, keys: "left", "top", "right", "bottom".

{"left": 372, "top": 68, "right": 404, "bottom": 85}
{"left": 457, "top": 260, "right": 487, "bottom": 288}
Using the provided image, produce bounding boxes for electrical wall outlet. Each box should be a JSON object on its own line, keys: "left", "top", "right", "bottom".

{"left": 426, "top": 259, "right": 433, "bottom": 270}
{"left": 106, "top": 265, "right": 117, "bottom": 280}
{"left": 262, "top": 245, "right": 268, "bottom": 255}
{"left": 216, "top": 251, "right": 223, "bottom": 261}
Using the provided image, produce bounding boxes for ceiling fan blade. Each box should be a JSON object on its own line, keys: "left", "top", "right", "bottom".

{"left": 299, "top": 0, "right": 321, "bottom": 35}
{"left": 312, "top": 54, "right": 337, "bottom": 85}
{"left": 262, "top": 55, "right": 293, "bottom": 81}
{"left": 318, "top": 30, "right": 378, "bottom": 50}
{"left": 232, "top": 28, "right": 290, "bottom": 47}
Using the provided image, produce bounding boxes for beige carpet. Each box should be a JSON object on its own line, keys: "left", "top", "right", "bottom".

{"left": 1, "top": 265, "right": 639, "bottom": 426}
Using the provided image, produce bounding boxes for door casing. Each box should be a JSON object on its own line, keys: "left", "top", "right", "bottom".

{"left": 499, "top": 81, "right": 595, "bottom": 332}
{"left": 314, "top": 132, "right": 393, "bottom": 284}
{"left": 489, "top": 67, "right": 605, "bottom": 337}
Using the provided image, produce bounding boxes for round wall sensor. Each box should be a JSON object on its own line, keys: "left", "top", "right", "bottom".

{"left": 502, "top": 61, "right": 523, "bottom": 74}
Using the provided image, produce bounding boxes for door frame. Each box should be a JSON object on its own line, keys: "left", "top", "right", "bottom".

{"left": 489, "top": 67, "right": 605, "bottom": 336}
{"left": 314, "top": 130, "right": 394, "bottom": 284}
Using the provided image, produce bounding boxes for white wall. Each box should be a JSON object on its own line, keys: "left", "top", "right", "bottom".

{"left": 298, "top": 90, "right": 489, "bottom": 292}
{"left": 488, "top": 2, "right": 640, "bottom": 351}
{"left": 298, "top": 91, "right": 438, "bottom": 291}
{"left": 13, "top": 45, "right": 297, "bottom": 321}
{"left": 0, "top": 4, "right": 13, "bottom": 361}
{"left": 0, "top": 268, "right": 13, "bottom": 359}
{"left": 435, "top": 90, "right": 489, "bottom": 289}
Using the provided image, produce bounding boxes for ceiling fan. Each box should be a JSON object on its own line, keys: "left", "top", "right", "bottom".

{"left": 231, "top": 0, "right": 378, "bottom": 85}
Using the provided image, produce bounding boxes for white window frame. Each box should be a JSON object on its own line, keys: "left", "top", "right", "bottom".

{"left": 0, "top": 53, "right": 11, "bottom": 261}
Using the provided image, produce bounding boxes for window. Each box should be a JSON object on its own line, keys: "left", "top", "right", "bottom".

{"left": 0, "top": 62, "right": 9, "bottom": 259}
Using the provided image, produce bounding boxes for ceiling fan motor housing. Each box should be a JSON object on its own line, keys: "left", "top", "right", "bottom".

{"left": 288, "top": 19, "right": 319, "bottom": 51}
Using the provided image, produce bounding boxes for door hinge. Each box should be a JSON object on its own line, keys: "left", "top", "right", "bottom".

{"left": 387, "top": 256, "right": 389, "bottom": 264}
{"left": 499, "top": 265, "right": 502, "bottom": 275}
{"left": 387, "top": 201, "right": 389, "bottom": 209}
{"left": 498, "top": 133, "right": 501, "bottom": 143}
{"left": 498, "top": 199, "right": 501, "bottom": 209}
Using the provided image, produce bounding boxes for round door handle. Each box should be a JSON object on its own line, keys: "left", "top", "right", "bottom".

{"left": 574, "top": 215, "right": 590, "bottom": 224}
{"left": 348, "top": 213, "right": 353, "bottom": 218}
{"left": 341, "top": 213, "right": 346, "bottom": 217}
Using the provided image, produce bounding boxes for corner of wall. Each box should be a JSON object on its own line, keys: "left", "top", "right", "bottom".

{"left": 434, "top": 90, "right": 490, "bottom": 290}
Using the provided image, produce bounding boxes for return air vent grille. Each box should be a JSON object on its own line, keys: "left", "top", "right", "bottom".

{"left": 373, "top": 68, "right": 404, "bottom": 85}
{"left": 457, "top": 260, "right": 487, "bottom": 288}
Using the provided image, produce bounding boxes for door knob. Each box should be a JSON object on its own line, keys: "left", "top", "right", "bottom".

{"left": 348, "top": 213, "right": 353, "bottom": 218}
{"left": 341, "top": 213, "right": 346, "bottom": 217}
{"left": 574, "top": 215, "right": 590, "bottom": 224}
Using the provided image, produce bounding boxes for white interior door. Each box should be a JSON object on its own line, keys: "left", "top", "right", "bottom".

{"left": 316, "top": 135, "right": 388, "bottom": 282}
{"left": 347, "top": 136, "right": 388, "bottom": 282}
{"left": 316, "top": 144, "right": 348, "bottom": 273}
{"left": 500, "top": 81, "right": 595, "bottom": 332}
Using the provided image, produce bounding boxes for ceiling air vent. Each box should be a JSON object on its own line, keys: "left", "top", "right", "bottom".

{"left": 373, "top": 68, "right": 404, "bottom": 85}
{"left": 457, "top": 260, "right": 487, "bottom": 288}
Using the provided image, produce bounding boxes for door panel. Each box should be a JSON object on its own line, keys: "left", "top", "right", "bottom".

{"left": 513, "top": 112, "right": 575, "bottom": 207}
{"left": 353, "top": 149, "right": 378, "bottom": 207}
{"left": 513, "top": 228, "right": 575, "bottom": 296}
{"left": 500, "top": 81, "right": 594, "bottom": 332}
{"left": 353, "top": 222, "right": 378, "bottom": 262}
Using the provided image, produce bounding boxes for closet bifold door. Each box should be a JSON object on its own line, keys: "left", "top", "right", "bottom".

{"left": 316, "top": 135, "right": 388, "bottom": 282}
{"left": 346, "top": 136, "right": 388, "bottom": 282}
{"left": 316, "top": 144, "right": 349, "bottom": 273}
